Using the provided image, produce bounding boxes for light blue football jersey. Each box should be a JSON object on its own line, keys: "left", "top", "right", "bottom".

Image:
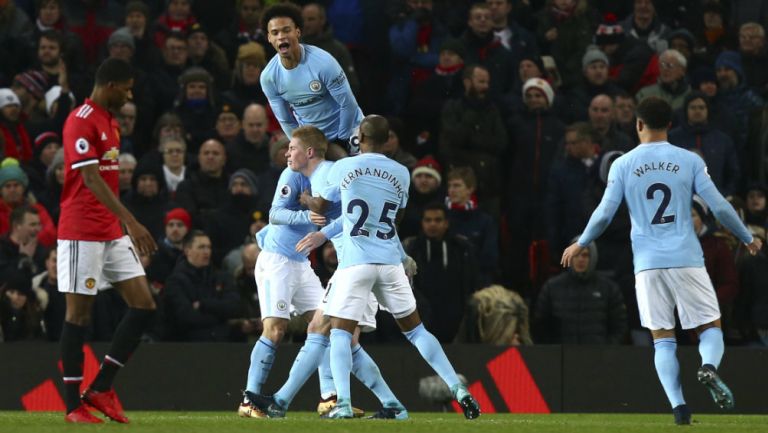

{"left": 578, "top": 141, "right": 752, "bottom": 273}
{"left": 308, "top": 160, "right": 343, "bottom": 252}
{"left": 321, "top": 153, "right": 410, "bottom": 268}
{"left": 257, "top": 167, "right": 315, "bottom": 262}
{"left": 261, "top": 44, "right": 364, "bottom": 141}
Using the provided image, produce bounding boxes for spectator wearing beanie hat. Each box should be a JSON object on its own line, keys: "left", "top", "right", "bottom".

{"left": 175, "top": 66, "right": 217, "bottom": 153}
{"left": 400, "top": 156, "right": 445, "bottom": 239}
{"left": 715, "top": 50, "right": 765, "bottom": 151}
{"left": 566, "top": 48, "right": 622, "bottom": 122}
{"left": 107, "top": 27, "right": 137, "bottom": 69}
{"left": 403, "top": 37, "right": 466, "bottom": 158}
{"left": 522, "top": 78, "right": 554, "bottom": 110}
{"left": 0, "top": 163, "right": 57, "bottom": 247}
{"left": 221, "top": 43, "right": 269, "bottom": 111}
{"left": 594, "top": 12, "right": 657, "bottom": 93}
{"left": 124, "top": 1, "right": 163, "bottom": 71}
{"left": 205, "top": 168, "right": 260, "bottom": 266}
{"left": 27, "top": 132, "right": 62, "bottom": 198}
{"left": 187, "top": 23, "right": 232, "bottom": 93}
{"left": 146, "top": 207, "right": 193, "bottom": 288}
{"left": 125, "top": 162, "right": 170, "bottom": 241}
{"left": 507, "top": 74, "right": 566, "bottom": 285}
{"left": 0, "top": 88, "right": 33, "bottom": 163}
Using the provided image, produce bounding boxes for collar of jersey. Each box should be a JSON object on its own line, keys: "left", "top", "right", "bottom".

{"left": 83, "top": 98, "right": 110, "bottom": 119}
{"left": 639, "top": 140, "right": 668, "bottom": 147}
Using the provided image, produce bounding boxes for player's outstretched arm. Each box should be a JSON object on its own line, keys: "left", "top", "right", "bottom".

{"left": 79, "top": 164, "right": 157, "bottom": 255}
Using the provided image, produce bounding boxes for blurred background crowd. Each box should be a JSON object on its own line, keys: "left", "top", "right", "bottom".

{"left": 0, "top": 0, "right": 767, "bottom": 348}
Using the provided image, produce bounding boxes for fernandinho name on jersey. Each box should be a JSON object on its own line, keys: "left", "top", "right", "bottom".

{"left": 341, "top": 166, "right": 407, "bottom": 199}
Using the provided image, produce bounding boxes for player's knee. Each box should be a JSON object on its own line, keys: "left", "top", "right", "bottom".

{"left": 64, "top": 312, "right": 92, "bottom": 327}
{"left": 262, "top": 321, "right": 287, "bottom": 344}
{"left": 307, "top": 317, "right": 330, "bottom": 335}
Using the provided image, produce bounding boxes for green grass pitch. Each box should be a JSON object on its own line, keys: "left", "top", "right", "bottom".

{"left": 1, "top": 412, "right": 766, "bottom": 433}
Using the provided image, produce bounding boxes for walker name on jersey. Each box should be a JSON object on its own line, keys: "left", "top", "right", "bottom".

{"left": 341, "top": 166, "right": 406, "bottom": 198}
{"left": 633, "top": 161, "right": 680, "bottom": 177}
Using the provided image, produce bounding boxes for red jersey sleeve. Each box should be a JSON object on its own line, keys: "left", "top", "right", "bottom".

{"left": 63, "top": 107, "right": 100, "bottom": 169}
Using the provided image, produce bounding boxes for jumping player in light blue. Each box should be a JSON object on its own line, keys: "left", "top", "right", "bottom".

{"left": 297, "top": 115, "right": 481, "bottom": 420}
{"left": 562, "top": 97, "right": 762, "bottom": 425}
{"left": 260, "top": 3, "right": 363, "bottom": 154}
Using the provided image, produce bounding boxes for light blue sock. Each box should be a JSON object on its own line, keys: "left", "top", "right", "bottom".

{"left": 654, "top": 338, "right": 685, "bottom": 408}
{"left": 403, "top": 323, "right": 460, "bottom": 389}
{"left": 245, "top": 336, "right": 276, "bottom": 395}
{"left": 351, "top": 344, "right": 402, "bottom": 408}
{"left": 273, "top": 333, "right": 329, "bottom": 409}
{"left": 329, "top": 328, "right": 353, "bottom": 402}
{"left": 698, "top": 327, "right": 724, "bottom": 369}
{"left": 318, "top": 345, "right": 336, "bottom": 399}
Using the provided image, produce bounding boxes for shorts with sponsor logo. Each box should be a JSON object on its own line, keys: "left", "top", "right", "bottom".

{"left": 256, "top": 251, "right": 323, "bottom": 320}
{"left": 322, "top": 274, "right": 378, "bottom": 332}
{"left": 635, "top": 267, "right": 720, "bottom": 330}
{"left": 324, "top": 264, "right": 416, "bottom": 324}
{"left": 58, "top": 235, "right": 145, "bottom": 295}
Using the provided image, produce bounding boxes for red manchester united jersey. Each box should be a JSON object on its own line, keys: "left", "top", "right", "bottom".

{"left": 59, "top": 99, "right": 123, "bottom": 241}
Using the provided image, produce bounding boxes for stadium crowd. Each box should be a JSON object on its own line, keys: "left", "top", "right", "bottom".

{"left": 0, "top": 0, "right": 767, "bottom": 348}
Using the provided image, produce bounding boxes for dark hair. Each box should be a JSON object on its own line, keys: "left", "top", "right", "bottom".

{"left": 261, "top": 3, "right": 303, "bottom": 33}
{"left": 462, "top": 63, "right": 488, "bottom": 80}
{"left": 359, "top": 114, "right": 389, "bottom": 146}
{"left": 614, "top": 89, "right": 633, "bottom": 101}
{"left": 636, "top": 96, "right": 672, "bottom": 130}
{"left": 10, "top": 205, "right": 38, "bottom": 227}
{"left": 422, "top": 201, "right": 447, "bottom": 217}
{"left": 182, "top": 229, "right": 209, "bottom": 250}
{"left": 94, "top": 58, "right": 134, "bottom": 86}
{"left": 39, "top": 29, "right": 64, "bottom": 47}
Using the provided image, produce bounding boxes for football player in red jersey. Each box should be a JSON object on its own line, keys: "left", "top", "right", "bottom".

{"left": 58, "top": 58, "right": 158, "bottom": 424}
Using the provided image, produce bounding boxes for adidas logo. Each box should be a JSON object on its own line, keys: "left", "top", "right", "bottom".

{"left": 101, "top": 132, "right": 108, "bottom": 141}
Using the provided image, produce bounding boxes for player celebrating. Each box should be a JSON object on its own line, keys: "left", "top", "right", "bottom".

{"left": 245, "top": 126, "right": 408, "bottom": 419}
{"left": 562, "top": 97, "right": 762, "bottom": 425}
{"left": 260, "top": 3, "right": 363, "bottom": 155}
{"left": 58, "top": 58, "right": 158, "bottom": 424}
{"left": 297, "top": 115, "right": 480, "bottom": 419}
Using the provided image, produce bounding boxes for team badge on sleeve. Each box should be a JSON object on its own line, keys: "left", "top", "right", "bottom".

{"left": 75, "top": 138, "right": 90, "bottom": 154}
{"left": 280, "top": 185, "right": 291, "bottom": 197}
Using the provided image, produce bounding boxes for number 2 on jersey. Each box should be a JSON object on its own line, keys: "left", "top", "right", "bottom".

{"left": 347, "top": 200, "right": 398, "bottom": 239}
{"left": 646, "top": 183, "right": 676, "bottom": 224}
